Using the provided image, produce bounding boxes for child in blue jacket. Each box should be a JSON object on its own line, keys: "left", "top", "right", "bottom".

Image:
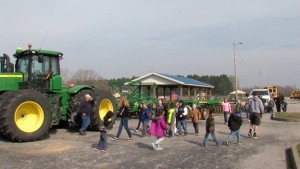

{"left": 94, "top": 111, "right": 114, "bottom": 153}
{"left": 224, "top": 112, "right": 243, "bottom": 145}
{"left": 141, "top": 103, "right": 150, "bottom": 137}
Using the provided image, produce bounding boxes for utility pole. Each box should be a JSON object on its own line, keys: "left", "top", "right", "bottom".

{"left": 233, "top": 42, "right": 243, "bottom": 101}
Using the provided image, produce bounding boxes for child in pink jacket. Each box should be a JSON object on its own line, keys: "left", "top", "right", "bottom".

{"left": 149, "top": 109, "right": 167, "bottom": 150}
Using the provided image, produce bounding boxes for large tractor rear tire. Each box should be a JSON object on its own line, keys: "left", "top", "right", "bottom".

{"left": 68, "top": 89, "right": 117, "bottom": 130}
{"left": 0, "top": 90, "right": 51, "bottom": 142}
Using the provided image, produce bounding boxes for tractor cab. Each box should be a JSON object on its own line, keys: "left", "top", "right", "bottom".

{"left": 13, "top": 43, "right": 63, "bottom": 93}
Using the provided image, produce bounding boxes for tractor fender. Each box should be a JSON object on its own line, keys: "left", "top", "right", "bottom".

{"left": 68, "top": 85, "right": 94, "bottom": 94}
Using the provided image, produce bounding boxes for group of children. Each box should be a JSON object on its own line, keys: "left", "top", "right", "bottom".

{"left": 95, "top": 98, "right": 244, "bottom": 152}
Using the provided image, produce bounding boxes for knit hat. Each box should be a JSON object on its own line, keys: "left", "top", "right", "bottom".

{"left": 85, "top": 94, "right": 92, "bottom": 100}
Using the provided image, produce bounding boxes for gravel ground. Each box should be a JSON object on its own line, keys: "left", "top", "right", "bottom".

{"left": 0, "top": 98, "right": 299, "bottom": 169}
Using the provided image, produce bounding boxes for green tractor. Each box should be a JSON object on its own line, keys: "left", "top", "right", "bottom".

{"left": 0, "top": 44, "right": 117, "bottom": 142}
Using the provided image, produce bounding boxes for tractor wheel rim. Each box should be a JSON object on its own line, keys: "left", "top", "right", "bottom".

{"left": 14, "top": 101, "right": 44, "bottom": 133}
{"left": 99, "top": 99, "right": 113, "bottom": 120}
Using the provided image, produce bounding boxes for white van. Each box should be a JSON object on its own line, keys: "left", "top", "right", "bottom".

{"left": 248, "top": 89, "right": 271, "bottom": 107}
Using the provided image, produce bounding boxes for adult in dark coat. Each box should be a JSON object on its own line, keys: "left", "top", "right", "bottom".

{"left": 79, "top": 94, "right": 94, "bottom": 135}
{"left": 276, "top": 93, "right": 284, "bottom": 112}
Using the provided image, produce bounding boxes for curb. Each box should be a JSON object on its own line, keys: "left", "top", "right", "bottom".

{"left": 271, "top": 113, "right": 300, "bottom": 122}
{"left": 291, "top": 143, "right": 300, "bottom": 169}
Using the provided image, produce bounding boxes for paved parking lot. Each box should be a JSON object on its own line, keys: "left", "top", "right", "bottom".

{"left": 0, "top": 99, "right": 299, "bottom": 169}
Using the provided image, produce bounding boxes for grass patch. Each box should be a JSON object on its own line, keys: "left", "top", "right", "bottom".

{"left": 298, "top": 143, "right": 300, "bottom": 157}
{"left": 275, "top": 113, "right": 300, "bottom": 119}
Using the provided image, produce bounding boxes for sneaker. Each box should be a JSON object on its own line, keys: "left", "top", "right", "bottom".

{"left": 224, "top": 140, "right": 230, "bottom": 146}
{"left": 248, "top": 133, "right": 252, "bottom": 138}
{"left": 201, "top": 143, "right": 208, "bottom": 147}
{"left": 128, "top": 137, "right": 133, "bottom": 141}
{"left": 253, "top": 133, "right": 259, "bottom": 138}
{"left": 156, "top": 147, "right": 163, "bottom": 150}
{"left": 253, "top": 135, "right": 260, "bottom": 139}
{"left": 224, "top": 123, "right": 228, "bottom": 125}
{"left": 111, "top": 137, "right": 119, "bottom": 141}
{"left": 152, "top": 143, "right": 160, "bottom": 150}
{"left": 237, "top": 142, "right": 243, "bottom": 145}
{"left": 79, "top": 130, "right": 87, "bottom": 135}
{"left": 101, "top": 149, "right": 108, "bottom": 153}
{"left": 134, "top": 129, "right": 138, "bottom": 132}
{"left": 94, "top": 148, "right": 101, "bottom": 152}
{"left": 152, "top": 143, "right": 157, "bottom": 150}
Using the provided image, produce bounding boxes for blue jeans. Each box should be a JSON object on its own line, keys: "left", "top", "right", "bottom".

{"left": 224, "top": 111, "right": 229, "bottom": 123}
{"left": 116, "top": 117, "right": 132, "bottom": 138}
{"left": 136, "top": 117, "right": 142, "bottom": 130}
{"left": 177, "top": 119, "right": 187, "bottom": 135}
{"left": 97, "top": 131, "right": 107, "bottom": 150}
{"left": 226, "top": 130, "right": 241, "bottom": 143}
{"left": 193, "top": 122, "right": 199, "bottom": 134}
{"left": 80, "top": 115, "right": 90, "bottom": 132}
{"left": 142, "top": 120, "right": 149, "bottom": 136}
{"left": 203, "top": 132, "right": 220, "bottom": 146}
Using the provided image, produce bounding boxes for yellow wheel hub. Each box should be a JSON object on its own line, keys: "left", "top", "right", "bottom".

{"left": 14, "top": 101, "right": 44, "bottom": 133}
{"left": 99, "top": 99, "right": 113, "bottom": 120}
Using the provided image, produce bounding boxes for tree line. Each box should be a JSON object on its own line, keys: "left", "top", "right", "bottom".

{"left": 61, "top": 69, "right": 296, "bottom": 97}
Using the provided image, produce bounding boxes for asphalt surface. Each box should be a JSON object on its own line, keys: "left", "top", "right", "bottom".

{"left": 0, "top": 99, "right": 299, "bottom": 169}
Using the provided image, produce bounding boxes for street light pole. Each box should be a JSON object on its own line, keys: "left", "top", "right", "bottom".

{"left": 233, "top": 42, "right": 243, "bottom": 101}
{"left": 259, "top": 70, "right": 264, "bottom": 88}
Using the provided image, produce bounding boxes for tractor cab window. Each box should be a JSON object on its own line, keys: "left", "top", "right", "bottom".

{"left": 32, "top": 55, "right": 59, "bottom": 75}
{"left": 18, "top": 56, "right": 29, "bottom": 73}
{"left": 17, "top": 56, "right": 29, "bottom": 77}
{"left": 50, "top": 57, "right": 59, "bottom": 75}
{"left": 16, "top": 54, "right": 60, "bottom": 80}
{"left": 43, "top": 56, "right": 50, "bottom": 74}
{"left": 32, "top": 55, "right": 43, "bottom": 73}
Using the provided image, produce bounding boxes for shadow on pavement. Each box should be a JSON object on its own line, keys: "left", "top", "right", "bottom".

{"left": 134, "top": 142, "right": 153, "bottom": 150}
{"left": 0, "top": 133, "right": 9, "bottom": 142}
{"left": 185, "top": 140, "right": 201, "bottom": 146}
{"left": 285, "top": 148, "right": 296, "bottom": 169}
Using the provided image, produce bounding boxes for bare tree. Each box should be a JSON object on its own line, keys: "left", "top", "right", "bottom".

{"left": 68, "top": 69, "right": 110, "bottom": 92}
{"left": 60, "top": 68, "right": 73, "bottom": 85}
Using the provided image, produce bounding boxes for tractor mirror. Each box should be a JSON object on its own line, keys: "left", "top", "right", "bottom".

{"left": 38, "top": 55, "right": 44, "bottom": 63}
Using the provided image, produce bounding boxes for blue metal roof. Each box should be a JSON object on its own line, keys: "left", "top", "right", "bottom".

{"left": 158, "top": 73, "right": 214, "bottom": 88}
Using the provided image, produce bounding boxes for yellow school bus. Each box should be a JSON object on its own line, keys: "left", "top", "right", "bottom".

{"left": 264, "top": 86, "right": 278, "bottom": 100}
{"left": 290, "top": 90, "right": 300, "bottom": 99}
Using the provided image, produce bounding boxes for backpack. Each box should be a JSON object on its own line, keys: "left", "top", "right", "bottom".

{"left": 237, "top": 115, "right": 243, "bottom": 126}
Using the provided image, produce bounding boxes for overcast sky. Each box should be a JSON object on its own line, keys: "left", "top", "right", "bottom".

{"left": 1, "top": 0, "right": 300, "bottom": 88}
